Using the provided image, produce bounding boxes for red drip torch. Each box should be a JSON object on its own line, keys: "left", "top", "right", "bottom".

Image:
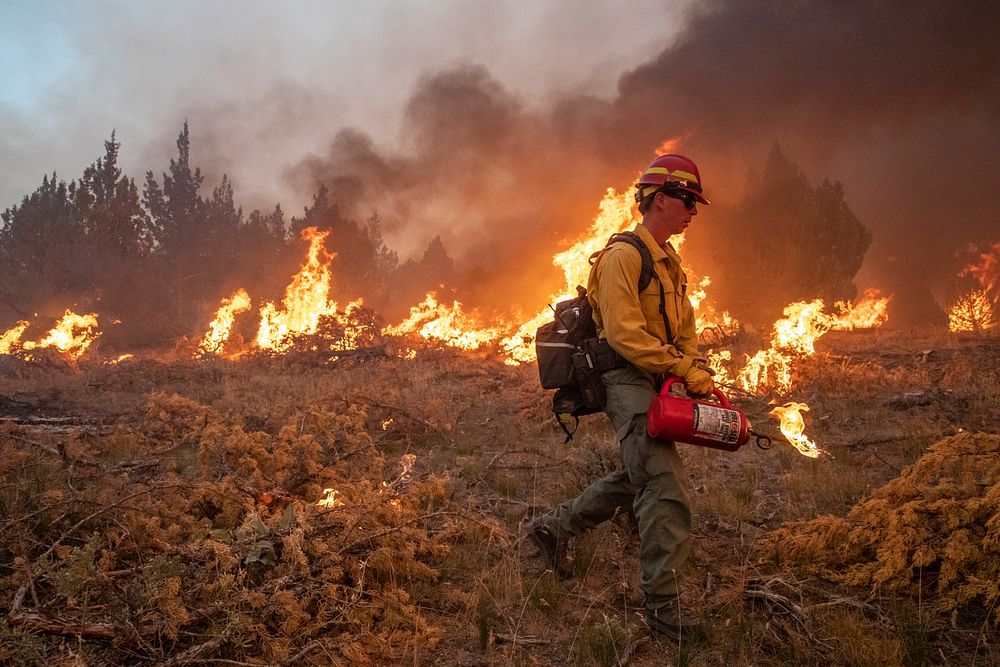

{"left": 646, "top": 378, "right": 772, "bottom": 452}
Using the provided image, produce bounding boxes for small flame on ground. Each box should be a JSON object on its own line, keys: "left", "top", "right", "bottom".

{"left": 385, "top": 292, "right": 501, "bottom": 350}
{"left": 737, "top": 291, "right": 891, "bottom": 395}
{"left": 316, "top": 488, "right": 344, "bottom": 509}
{"left": 198, "top": 288, "right": 251, "bottom": 356}
{"left": 769, "top": 402, "right": 823, "bottom": 458}
{"left": 831, "top": 288, "right": 891, "bottom": 330}
{"left": 108, "top": 353, "right": 134, "bottom": 364}
{"left": 19, "top": 310, "right": 100, "bottom": 361}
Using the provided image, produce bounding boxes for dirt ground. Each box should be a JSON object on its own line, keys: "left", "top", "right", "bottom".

{"left": 1, "top": 327, "right": 997, "bottom": 665}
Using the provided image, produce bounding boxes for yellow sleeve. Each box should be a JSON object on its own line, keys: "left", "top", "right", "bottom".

{"left": 675, "top": 294, "right": 700, "bottom": 357}
{"left": 592, "top": 246, "right": 698, "bottom": 377}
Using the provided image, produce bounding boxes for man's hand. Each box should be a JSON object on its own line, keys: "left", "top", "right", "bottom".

{"left": 684, "top": 366, "right": 715, "bottom": 398}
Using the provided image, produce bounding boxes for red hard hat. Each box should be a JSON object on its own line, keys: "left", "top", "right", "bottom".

{"left": 635, "top": 154, "right": 710, "bottom": 205}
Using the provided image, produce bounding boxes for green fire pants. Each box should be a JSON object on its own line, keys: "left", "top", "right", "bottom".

{"left": 541, "top": 366, "right": 692, "bottom": 611}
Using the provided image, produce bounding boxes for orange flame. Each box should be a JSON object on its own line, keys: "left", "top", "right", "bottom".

{"left": 385, "top": 292, "right": 502, "bottom": 350}
{"left": 960, "top": 241, "right": 999, "bottom": 301}
{"left": 737, "top": 291, "right": 891, "bottom": 395}
{"left": 768, "top": 402, "right": 823, "bottom": 458}
{"left": 0, "top": 321, "right": 30, "bottom": 355}
{"left": 831, "top": 288, "right": 891, "bottom": 330}
{"left": 20, "top": 310, "right": 100, "bottom": 361}
{"left": 249, "top": 227, "right": 365, "bottom": 352}
{"left": 197, "top": 288, "right": 252, "bottom": 356}
{"left": 316, "top": 488, "right": 344, "bottom": 509}
{"left": 257, "top": 227, "right": 337, "bottom": 351}
{"left": 654, "top": 137, "right": 683, "bottom": 156}
{"left": 500, "top": 187, "right": 640, "bottom": 363}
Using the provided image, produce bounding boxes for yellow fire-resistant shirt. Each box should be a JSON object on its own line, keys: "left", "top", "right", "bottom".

{"left": 587, "top": 223, "right": 701, "bottom": 377}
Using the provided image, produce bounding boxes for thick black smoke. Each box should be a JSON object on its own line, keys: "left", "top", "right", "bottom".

{"left": 290, "top": 1, "right": 1000, "bottom": 323}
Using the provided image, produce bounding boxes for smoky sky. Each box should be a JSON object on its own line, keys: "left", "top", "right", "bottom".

{"left": 288, "top": 0, "right": 1000, "bottom": 319}
{"left": 4, "top": 1, "right": 999, "bottom": 322}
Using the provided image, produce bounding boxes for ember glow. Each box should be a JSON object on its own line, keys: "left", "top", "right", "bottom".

{"left": 385, "top": 292, "right": 502, "bottom": 350}
{"left": 769, "top": 402, "right": 823, "bottom": 458}
{"left": 198, "top": 289, "right": 251, "bottom": 356}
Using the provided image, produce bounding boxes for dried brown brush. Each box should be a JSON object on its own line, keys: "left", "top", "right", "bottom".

{"left": 762, "top": 431, "right": 1000, "bottom": 620}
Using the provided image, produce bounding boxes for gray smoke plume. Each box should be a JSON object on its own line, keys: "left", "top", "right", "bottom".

{"left": 290, "top": 0, "right": 1000, "bottom": 323}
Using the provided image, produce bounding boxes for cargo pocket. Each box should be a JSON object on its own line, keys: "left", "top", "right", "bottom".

{"left": 603, "top": 366, "right": 657, "bottom": 436}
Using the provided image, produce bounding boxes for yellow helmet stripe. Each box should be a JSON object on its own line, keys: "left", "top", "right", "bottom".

{"left": 642, "top": 166, "right": 701, "bottom": 184}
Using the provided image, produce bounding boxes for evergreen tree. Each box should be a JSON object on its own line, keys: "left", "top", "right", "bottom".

{"left": 0, "top": 173, "right": 88, "bottom": 317}
{"left": 705, "top": 144, "right": 871, "bottom": 325}
{"left": 74, "top": 132, "right": 158, "bottom": 345}
{"left": 236, "top": 204, "right": 290, "bottom": 300}
{"left": 388, "top": 235, "right": 457, "bottom": 318}
{"left": 142, "top": 121, "right": 212, "bottom": 332}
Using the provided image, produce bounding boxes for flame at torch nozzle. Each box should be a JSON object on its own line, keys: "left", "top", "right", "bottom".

{"left": 768, "top": 402, "right": 826, "bottom": 458}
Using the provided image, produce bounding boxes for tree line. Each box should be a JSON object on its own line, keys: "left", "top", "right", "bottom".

{"left": 0, "top": 124, "right": 454, "bottom": 349}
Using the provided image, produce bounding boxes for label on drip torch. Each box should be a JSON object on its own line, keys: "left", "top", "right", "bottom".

{"left": 692, "top": 404, "right": 740, "bottom": 445}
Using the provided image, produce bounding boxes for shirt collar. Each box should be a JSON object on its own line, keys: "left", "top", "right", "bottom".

{"left": 634, "top": 223, "right": 669, "bottom": 263}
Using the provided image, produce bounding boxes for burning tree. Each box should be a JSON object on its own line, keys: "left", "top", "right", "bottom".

{"left": 948, "top": 289, "right": 996, "bottom": 332}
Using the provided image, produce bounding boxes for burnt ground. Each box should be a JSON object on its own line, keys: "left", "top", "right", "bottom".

{"left": 0, "top": 327, "right": 998, "bottom": 666}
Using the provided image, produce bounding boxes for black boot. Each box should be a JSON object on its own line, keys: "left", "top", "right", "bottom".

{"left": 525, "top": 518, "right": 571, "bottom": 578}
{"left": 645, "top": 598, "right": 704, "bottom": 640}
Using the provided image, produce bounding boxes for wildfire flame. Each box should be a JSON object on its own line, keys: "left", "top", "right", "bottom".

{"left": 738, "top": 291, "right": 891, "bottom": 395}
{"left": 198, "top": 227, "right": 364, "bottom": 354}
{"left": 257, "top": 227, "right": 342, "bottom": 351}
{"left": 0, "top": 321, "right": 30, "bottom": 355}
{"left": 4, "top": 310, "right": 101, "bottom": 361}
{"left": 385, "top": 292, "right": 502, "bottom": 350}
{"left": 198, "top": 289, "right": 251, "bottom": 356}
{"left": 500, "top": 186, "right": 640, "bottom": 362}
{"left": 831, "top": 288, "right": 891, "bottom": 330}
{"left": 316, "top": 488, "right": 344, "bottom": 509}
{"left": 960, "top": 240, "right": 1000, "bottom": 301}
{"left": 769, "top": 402, "right": 823, "bottom": 458}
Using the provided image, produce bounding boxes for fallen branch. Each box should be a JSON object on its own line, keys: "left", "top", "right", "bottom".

{"left": 494, "top": 632, "right": 550, "bottom": 646}
{"left": 7, "top": 611, "right": 158, "bottom": 640}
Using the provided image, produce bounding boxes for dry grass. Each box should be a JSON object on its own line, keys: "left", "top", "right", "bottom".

{"left": 0, "top": 326, "right": 997, "bottom": 665}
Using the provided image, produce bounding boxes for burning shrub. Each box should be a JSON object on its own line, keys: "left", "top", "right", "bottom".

{"left": 949, "top": 289, "right": 997, "bottom": 333}
{"left": 762, "top": 432, "right": 1000, "bottom": 620}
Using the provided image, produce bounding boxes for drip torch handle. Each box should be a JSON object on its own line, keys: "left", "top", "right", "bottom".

{"left": 661, "top": 376, "right": 731, "bottom": 408}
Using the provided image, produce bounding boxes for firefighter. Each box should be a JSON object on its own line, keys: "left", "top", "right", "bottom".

{"left": 527, "top": 154, "right": 715, "bottom": 640}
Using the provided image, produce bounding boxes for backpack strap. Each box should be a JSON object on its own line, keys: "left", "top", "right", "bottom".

{"left": 606, "top": 232, "right": 674, "bottom": 344}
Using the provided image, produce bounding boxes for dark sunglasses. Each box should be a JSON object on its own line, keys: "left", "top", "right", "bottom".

{"left": 662, "top": 189, "right": 698, "bottom": 210}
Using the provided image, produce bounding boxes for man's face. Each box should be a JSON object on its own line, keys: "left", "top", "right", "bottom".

{"left": 658, "top": 191, "right": 697, "bottom": 237}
